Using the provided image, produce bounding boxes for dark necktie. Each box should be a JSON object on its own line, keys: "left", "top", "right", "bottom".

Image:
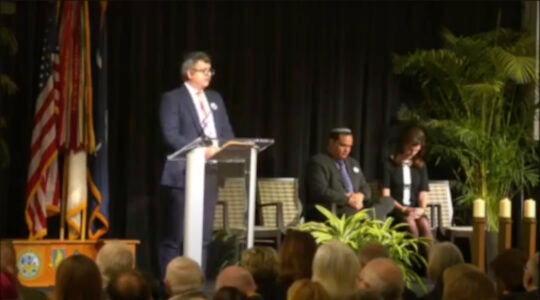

{"left": 338, "top": 160, "right": 354, "bottom": 194}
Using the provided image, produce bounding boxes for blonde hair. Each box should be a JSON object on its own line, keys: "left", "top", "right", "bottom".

{"left": 95, "top": 242, "right": 134, "bottom": 287}
{"left": 427, "top": 242, "right": 464, "bottom": 284}
{"left": 312, "top": 241, "right": 360, "bottom": 299}
{"left": 287, "top": 279, "right": 330, "bottom": 300}
{"left": 240, "top": 247, "right": 279, "bottom": 282}
{"left": 165, "top": 256, "right": 204, "bottom": 296}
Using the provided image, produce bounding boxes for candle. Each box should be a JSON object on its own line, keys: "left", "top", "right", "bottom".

{"left": 524, "top": 199, "right": 536, "bottom": 218}
{"left": 473, "top": 198, "right": 485, "bottom": 218}
{"left": 499, "top": 198, "right": 512, "bottom": 218}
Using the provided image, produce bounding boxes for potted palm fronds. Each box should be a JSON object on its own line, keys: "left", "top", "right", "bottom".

{"left": 393, "top": 28, "right": 539, "bottom": 231}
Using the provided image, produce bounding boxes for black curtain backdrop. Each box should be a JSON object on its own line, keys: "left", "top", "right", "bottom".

{"left": 2, "top": 1, "right": 524, "bottom": 276}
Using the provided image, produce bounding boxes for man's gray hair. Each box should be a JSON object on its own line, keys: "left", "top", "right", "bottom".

{"left": 180, "top": 51, "right": 212, "bottom": 79}
{"left": 95, "top": 242, "right": 134, "bottom": 287}
{"left": 165, "top": 256, "right": 204, "bottom": 296}
{"left": 360, "top": 258, "right": 404, "bottom": 300}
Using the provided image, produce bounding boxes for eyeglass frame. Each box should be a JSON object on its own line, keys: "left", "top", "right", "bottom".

{"left": 191, "top": 68, "right": 216, "bottom": 76}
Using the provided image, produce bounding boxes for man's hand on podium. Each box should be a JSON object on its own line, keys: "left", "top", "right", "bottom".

{"left": 205, "top": 146, "right": 220, "bottom": 159}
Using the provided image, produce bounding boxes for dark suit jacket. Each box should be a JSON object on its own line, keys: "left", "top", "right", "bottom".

{"left": 305, "top": 153, "right": 372, "bottom": 220}
{"left": 159, "top": 84, "right": 234, "bottom": 188}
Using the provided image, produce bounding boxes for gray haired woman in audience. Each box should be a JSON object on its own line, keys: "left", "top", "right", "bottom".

{"left": 312, "top": 241, "right": 360, "bottom": 299}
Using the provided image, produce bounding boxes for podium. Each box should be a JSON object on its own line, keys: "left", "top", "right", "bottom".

{"left": 167, "top": 137, "right": 274, "bottom": 265}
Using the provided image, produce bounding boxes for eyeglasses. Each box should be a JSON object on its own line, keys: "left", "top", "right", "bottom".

{"left": 191, "top": 68, "right": 215, "bottom": 76}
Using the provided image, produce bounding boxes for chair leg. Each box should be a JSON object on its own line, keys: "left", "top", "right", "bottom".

{"left": 450, "top": 232, "right": 456, "bottom": 244}
{"left": 234, "top": 235, "right": 245, "bottom": 263}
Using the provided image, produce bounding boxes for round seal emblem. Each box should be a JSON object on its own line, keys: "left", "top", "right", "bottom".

{"left": 18, "top": 251, "right": 41, "bottom": 280}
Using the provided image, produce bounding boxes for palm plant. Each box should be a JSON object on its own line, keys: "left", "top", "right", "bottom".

{"left": 393, "top": 28, "right": 539, "bottom": 231}
{"left": 0, "top": 1, "right": 18, "bottom": 168}
{"left": 298, "top": 205, "right": 429, "bottom": 291}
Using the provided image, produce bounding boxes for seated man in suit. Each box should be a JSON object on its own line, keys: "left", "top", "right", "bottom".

{"left": 305, "top": 128, "right": 393, "bottom": 221}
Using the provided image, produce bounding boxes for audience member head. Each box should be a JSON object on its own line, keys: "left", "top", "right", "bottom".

{"left": 312, "top": 240, "right": 360, "bottom": 299}
{"left": 442, "top": 266, "right": 496, "bottom": 300}
{"left": 489, "top": 248, "right": 528, "bottom": 295}
{"left": 213, "top": 287, "right": 247, "bottom": 300}
{"left": 345, "top": 289, "right": 384, "bottom": 300}
{"left": 0, "top": 240, "right": 17, "bottom": 277}
{"left": 240, "top": 246, "right": 279, "bottom": 284}
{"left": 441, "top": 263, "right": 478, "bottom": 282}
{"left": 165, "top": 256, "right": 204, "bottom": 297}
{"left": 96, "top": 242, "right": 134, "bottom": 287}
{"left": 107, "top": 269, "right": 151, "bottom": 300}
{"left": 54, "top": 254, "right": 102, "bottom": 300}
{"left": 215, "top": 266, "right": 257, "bottom": 297}
{"left": 358, "top": 258, "right": 403, "bottom": 300}
{"left": 427, "top": 241, "right": 464, "bottom": 285}
{"left": 0, "top": 270, "right": 18, "bottom": 300}
{"left": 177, "top": 290, "right": 208, "bottom": 300}
{"left": 394, "top": 125, "right": 425, "bottom": 168}
{"left": 279, "top": 229, "right": 317, "bottom": 285}
{"left": 357, "top": 242, "right": 389, "bottom": 270}
{"left": 327, "top": 128, "right": 353, "bottom": 161}
{"left": 523, "top": 252, "right": 539, "bottom": 292}
{"left": 286, "top": 279, "right": 330, "bottom": 300}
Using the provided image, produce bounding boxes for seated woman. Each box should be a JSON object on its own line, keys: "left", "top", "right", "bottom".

{"left": 381, "top": 126, "right": 433, "bottom": 240}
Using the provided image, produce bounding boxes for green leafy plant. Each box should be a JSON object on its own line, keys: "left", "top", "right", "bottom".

{"left": 298, "top": 205, "right": 429, "bottom": 291}
{"left": 393, "top": 28, "right": 539, "bottom": 231}
{"left": 207, "top": 230, "right": 241, "bottom": 278}
{"left": 0, "top": 1, "right": 18, "bottom": 168}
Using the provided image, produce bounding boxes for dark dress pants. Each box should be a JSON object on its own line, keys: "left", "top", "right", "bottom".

{"left": 371, "top": 196, "right": 396, "bottom": 220}
{"left": 158, "top": 166, "right": 218, "bottom": 279}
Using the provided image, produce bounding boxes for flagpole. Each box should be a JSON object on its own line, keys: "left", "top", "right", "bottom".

{"left": 81, "top": 199, "right": 87, "bottom": 240}
{"left": 80, "top": 0, "right": 93, "bottom": 241}
{"left": 59, "top": 155, "right": 69, "bottom": 240}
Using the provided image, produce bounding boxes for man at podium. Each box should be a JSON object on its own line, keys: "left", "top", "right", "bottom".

{"left": 158, "top": 51, "right": 234, "bottom": 277}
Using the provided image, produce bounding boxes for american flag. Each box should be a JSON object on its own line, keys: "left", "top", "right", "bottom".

{"left": 25, "top": 8, "right": 61, "bottom": 239}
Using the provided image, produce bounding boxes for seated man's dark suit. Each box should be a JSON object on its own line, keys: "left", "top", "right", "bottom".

{"left": 305, "top": 152, "right": 393, "bottom": 221}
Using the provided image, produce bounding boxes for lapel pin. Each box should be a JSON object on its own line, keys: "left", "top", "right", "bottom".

{"left": 210, "top": 102, "right": 218, "bottom": 110}
{"left": 353, "top": 166, "right": 360, "bottom": 173}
